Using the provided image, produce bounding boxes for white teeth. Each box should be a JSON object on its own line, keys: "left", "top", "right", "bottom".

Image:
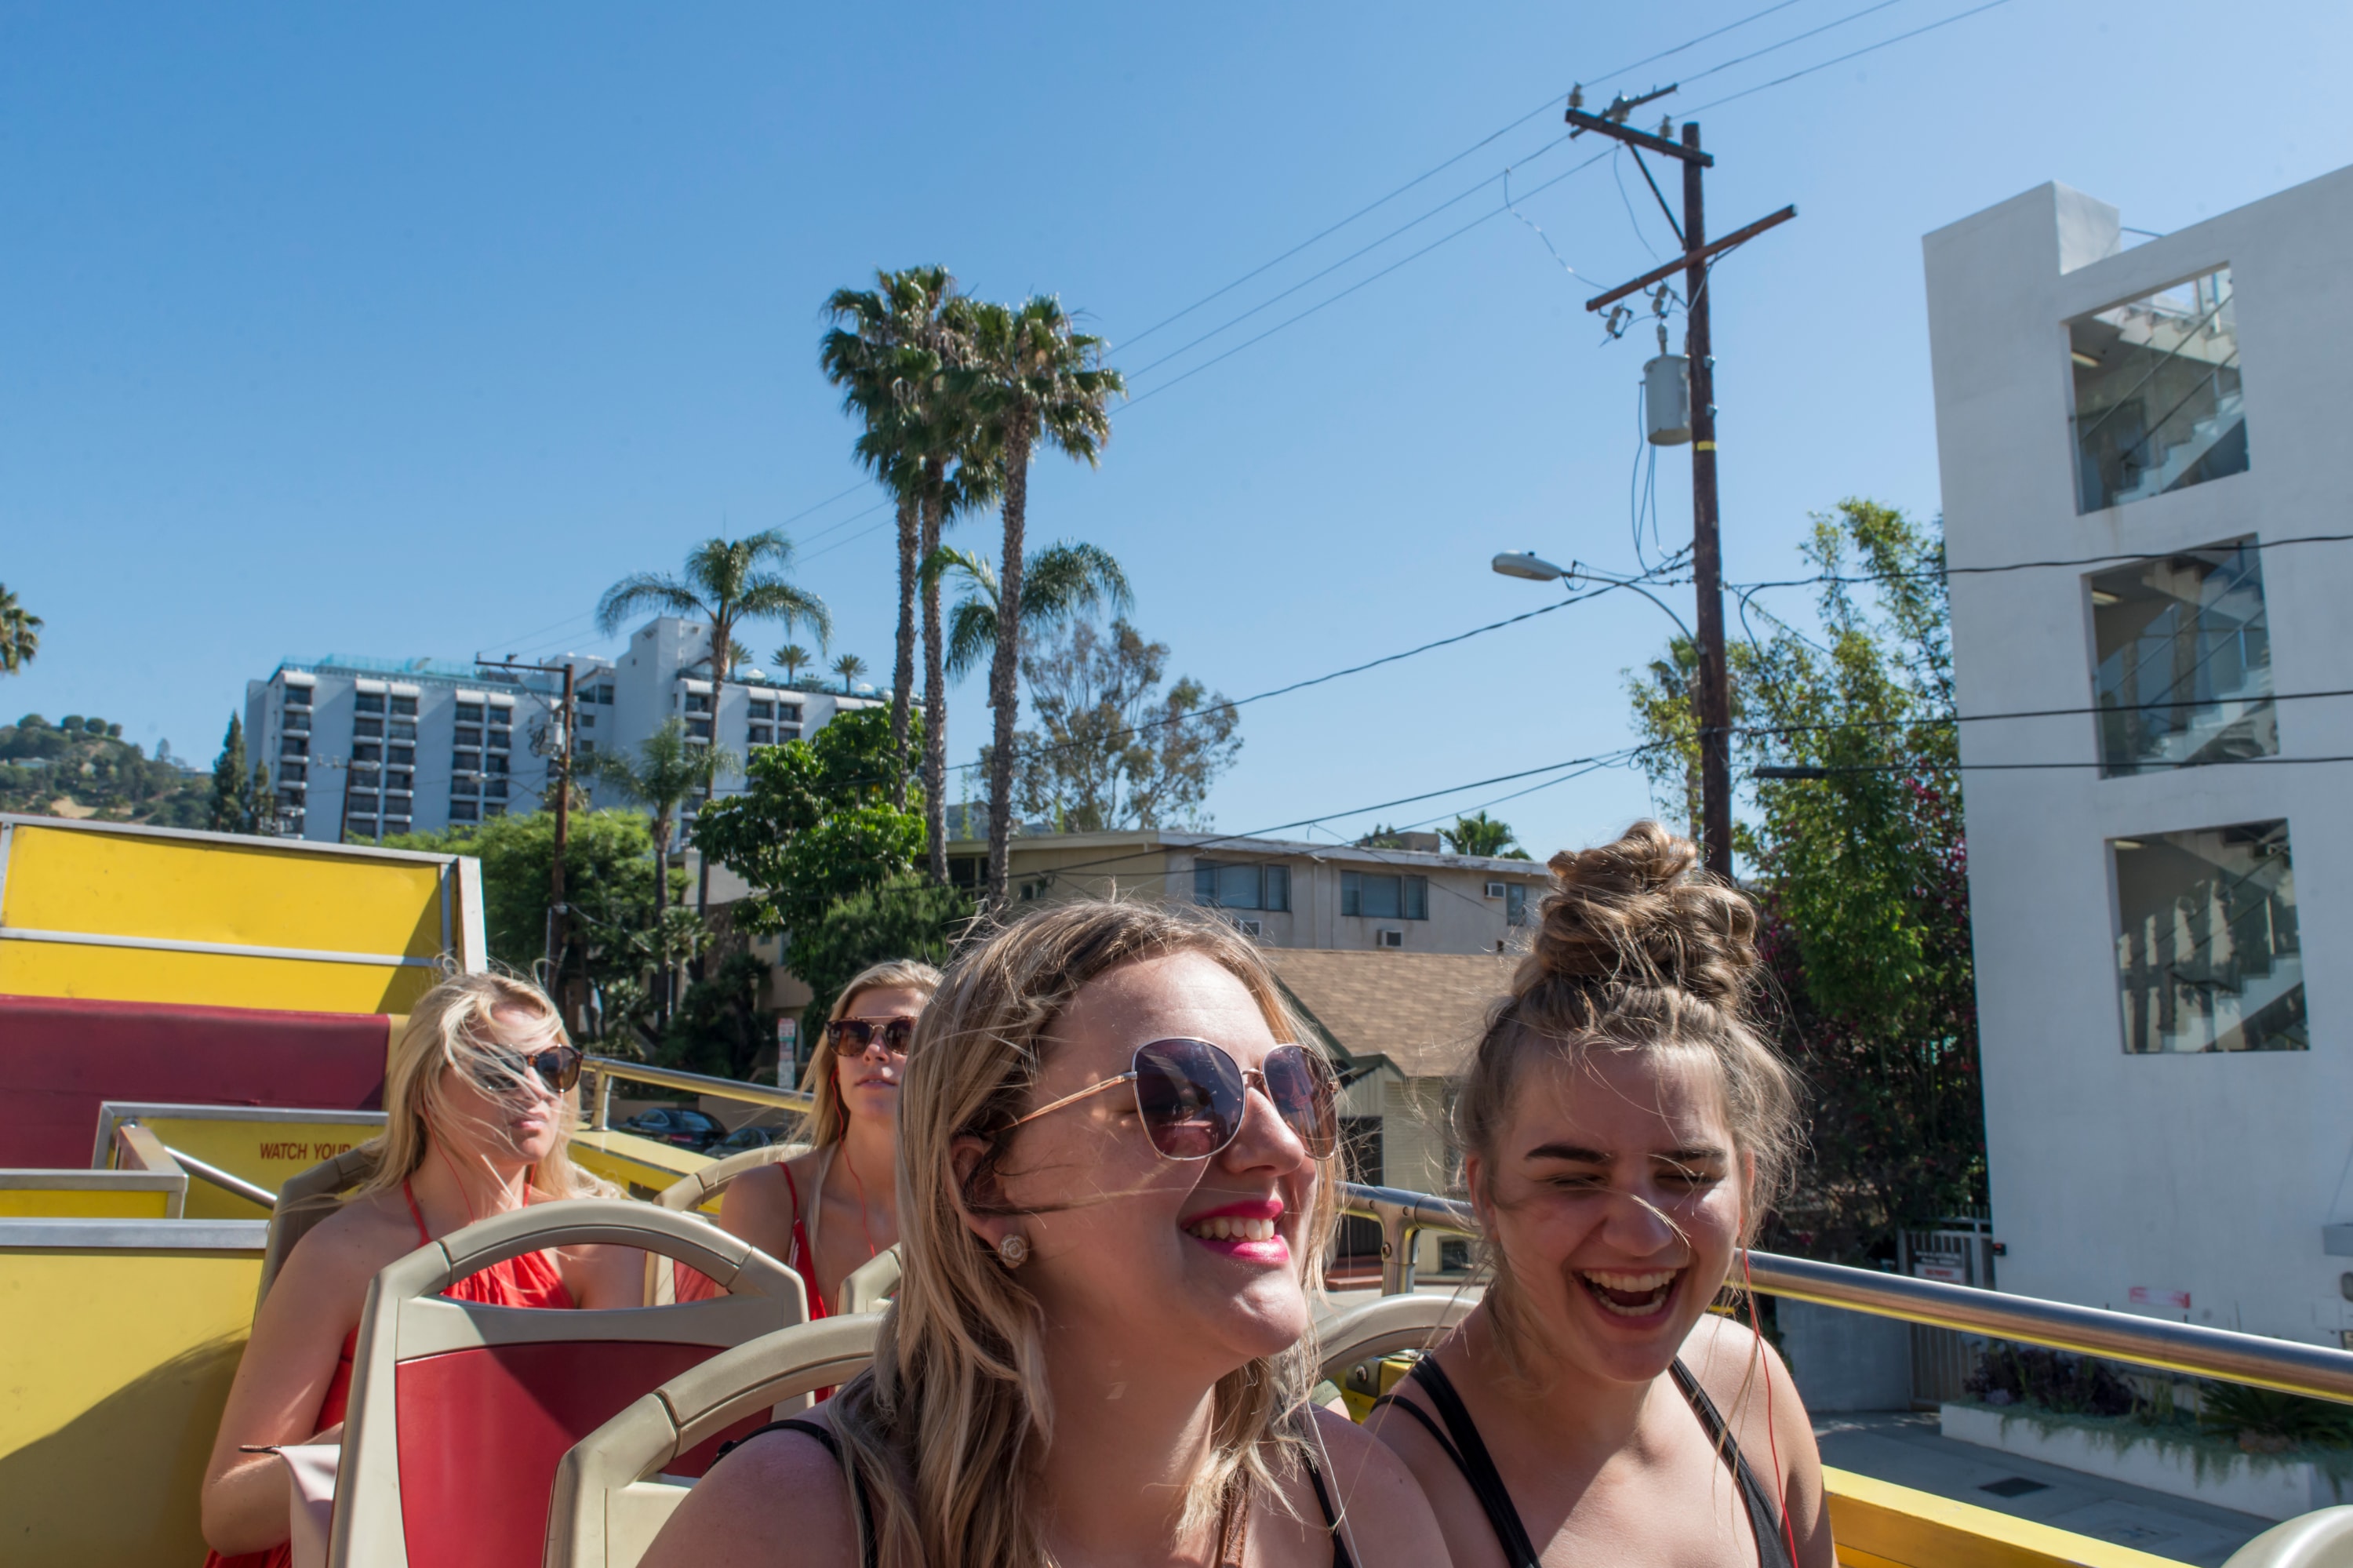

{"left": 1579, "top": 1269, "right": 1679, "bottom": 1315}
{"left": 1184, "top": 1215, "right": 1279, "bottom": 1242}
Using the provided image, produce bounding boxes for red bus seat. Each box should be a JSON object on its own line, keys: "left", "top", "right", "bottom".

{"left": 328, "top": 1199, "right": 806, "bottom": 1568}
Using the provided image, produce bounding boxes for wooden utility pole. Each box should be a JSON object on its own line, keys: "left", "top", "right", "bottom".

{"left": 475, "top": 655, "right": 580, "bottom": 1006}
{"left": 1573, "top": 96, "right": 1795, "bottom": 882}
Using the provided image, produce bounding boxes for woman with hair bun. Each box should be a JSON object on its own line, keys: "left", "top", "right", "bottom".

{"left": 1366, "top": 821, "right": 1832, "bottom": 1568}
{"left": 198, "top": 972, "right": 646, "bottom": 1564}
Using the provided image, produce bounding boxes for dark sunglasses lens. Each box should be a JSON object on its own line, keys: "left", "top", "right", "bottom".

{"left": 1133, "top": 1039, "right": 1246, "bottom": 1160}
{"left": 536, "top": 1047, "right": 583, "bottom": 1092}
{"left": 1264, "top": 1046, "right": 1338, "bottom": 1158}
{"left": 881, "top": 1019, "right": 915, "bottom": 1053}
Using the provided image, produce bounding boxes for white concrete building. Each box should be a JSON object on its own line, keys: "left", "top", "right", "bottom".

{"left": 247, "top": 616, "right": 885, "bottom": 842}
{"left": 1924, "top": 168, "right": 2353, "bottom": 1343}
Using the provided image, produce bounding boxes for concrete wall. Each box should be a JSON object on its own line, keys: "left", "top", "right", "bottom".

{"left": 1780, "top": 1300, "right": 1912, "bottom": 1413}
{"left": 1923, "top": 169, "right": 2353, "bottom": 1344}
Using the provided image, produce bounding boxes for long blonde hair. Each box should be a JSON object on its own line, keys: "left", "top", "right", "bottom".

{"left": 798, "top": 959, "right": 944, "bottom": 1148}
{"left": 348, "top": 971, "right": 612, "bottom": 1204}
{"left": 827, "top": 900, "right": 1340, "bottom": 1568}
{"left": 1454, "top": 820, "right": 1799, "bottom": 1363}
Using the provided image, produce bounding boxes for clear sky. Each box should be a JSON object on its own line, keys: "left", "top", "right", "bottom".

{"left": 4, "top": 1, "right": 2347, "bottom": 859}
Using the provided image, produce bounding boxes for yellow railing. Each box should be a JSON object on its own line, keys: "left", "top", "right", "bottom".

{"left": 580, "top": 1056, "right": 814, "bottom": 1129}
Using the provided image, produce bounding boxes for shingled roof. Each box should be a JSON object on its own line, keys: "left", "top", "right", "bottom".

{"left": 1264, "top": 948, "right": 1513, "bottom": 1079}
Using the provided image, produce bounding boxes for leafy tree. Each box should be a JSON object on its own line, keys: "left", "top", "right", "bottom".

{"left": 689, "top": 707, "right": 926, "bottom": 988}
{"left": 957, "top": 296, "right": 1123, "bottom": 907}
{"left": 999, "top": 618, "right": 1241, "bottom": 832}
{"left": 0, "top": 718, "right": 208, "bottom": 826}
{"left": 660, "top": 950, "right": 776, "bottom": 1082}
{"left": 928, "top": 540, "right": 1131, "bottom": 680}
{"left": 0, "top": 584, "right": 41, "bottom": 674}
{"left": 595, "top": 530, "right": 832, "bottom": 685}
{"left": 209, "top": 715, "right": 260, "bottom": 834}
{"left": 587, "top": 718, "right": 705, "bottom": 1024}
{"left": 830, "top": 653, "right": 867, "bottom": 693}
{"left": 1442, "top": 810, "right": 1527, "bottom": 858}
{"left": 1626, "top": 499, "right": 1980, "bottom": 1262}
{"left": 772, "top": 642, "right": 813, "bottom": 686}
{"left": 788, "top": 871, "right": 976, "bottom": 1035}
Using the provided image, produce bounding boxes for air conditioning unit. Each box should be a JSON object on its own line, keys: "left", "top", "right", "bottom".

{"left": 1232, "top": 918, "right": 1263, "bottom": 938}
{"left": 1376, "top": 930, "right": 1404, "bottom": 949}
{"left": 1484, "top": 880, "right": 1507, "bottom": 898}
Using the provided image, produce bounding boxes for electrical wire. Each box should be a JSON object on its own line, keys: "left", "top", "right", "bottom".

{"left": 1686, "top": 0, "right": 2017, "bottom": 115}
{"left": 1677, "top": 0, "right": 1915, "bottom": 88}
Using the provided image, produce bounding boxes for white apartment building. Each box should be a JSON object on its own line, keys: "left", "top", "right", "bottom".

{"left": 247, "top": 616, "right": 885, "bottom": 842}
{"left": 1924, "top": 168, "right": 2353, "bottom": 1343}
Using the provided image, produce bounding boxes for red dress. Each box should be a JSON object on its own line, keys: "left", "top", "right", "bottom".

{"left": 202, "top": 1184, "right": 576, "bottom": 1568}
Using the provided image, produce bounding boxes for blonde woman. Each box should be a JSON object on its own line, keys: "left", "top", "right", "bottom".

{"left": 1363, "top": 823, "right": 1832, "bottom": 1568}
{"left": 710, "top": 959, "right": 940, "bottom": 1319}
{"left": 199, "top": 973, "right": 643, "bottom": 1566}
{"left": 644, "top": 900, "right": 1449, "bottom": 1568}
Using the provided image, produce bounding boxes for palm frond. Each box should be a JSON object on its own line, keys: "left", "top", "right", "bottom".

{"left": 1022, "top": 541, "right": 1133, "bottom": 627}
{"left": 595, "top": 573, "right": 706, "bottom": 636}
{"left": 736, "top": 578, "right": 833, "bottom": 648}
{"left": 945, "top": 595, "right": 997, "bottom": 680}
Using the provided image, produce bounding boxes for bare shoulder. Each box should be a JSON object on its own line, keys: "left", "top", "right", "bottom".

{"left": 284, "top": 1193, "right": 421, "bottom": 1290}
{"left": 1304, "top": 1407, "right": 1452, "bottom": 1567}
{"left": 720, "top": 1152, "right": 812, "bottom": 1228}
{"left": 1679, "top": 1310, "right": 1794, "bottom": 1412}
{"left": 641, "top": 1410, "right": 860, "bottom": 1568}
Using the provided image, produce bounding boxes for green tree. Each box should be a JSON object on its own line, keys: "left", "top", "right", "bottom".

{"left": 659, "top": 950, "right": 777, "bottom": 1081}
{"left": 772, "top": 642, "right": 813, "bottom": 686}
{"left": 958, "top": 296, "right": 1123, "bottom": 908}
{"left": 587, "top": 718, "right": 706, "bottom": 1024}
{"left": 1001, "top": 617, "right": 1240, "bottom": 833}
{"left": 927, "top": 540, "right": 1132, "bottom": 681}
{"left": 1442, "top": 810, "right": 1527, "bottom": 859}
{"left": 689, "top": 707, "right": 926, "bottom": 989}
{"left": 787, "top": 871, "right": 975, "bottom": 1035}
{"left": 595, "top": 530, "right": 833, "bottom": 686}
{"left": 0, "top": 584, "right": 40, "bottom": 674}
{"left": 830, "top": 653, "right": 867, "bottom": 693}
{"left": 1627, "top": 498, "right": 1979, "bottom": 1262}
{"left": 208, "top": 715, "right": 262, "bottom": 834}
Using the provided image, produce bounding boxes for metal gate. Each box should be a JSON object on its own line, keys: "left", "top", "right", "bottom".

{"left": 1900, "top": 1217, "right": 1996, "bottom": 1406}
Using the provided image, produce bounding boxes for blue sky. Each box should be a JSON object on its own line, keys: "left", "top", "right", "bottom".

{"left": 4, "top": 1, "right": 2346, "bottom": 858}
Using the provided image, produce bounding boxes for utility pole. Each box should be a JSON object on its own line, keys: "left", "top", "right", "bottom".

{"left": 1570, "top": 91, "right": 1795, "bottom": 882}
{"left": 476, "top": 656, "right": 580, "bottom": 1012}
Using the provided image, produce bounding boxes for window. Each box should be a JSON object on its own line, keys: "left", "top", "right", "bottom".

{"left": 451, "top": 800, "right": 479, "bottom": 822}
{"left": 282, "top": 685, "right": 312, "bottom": 708}
{"left": 484, "top": 778, "right": 507, "bottom": 799}
{"left": 355, "top": 692, "right": 386, "bottom": 715}
{"left": 748, "top": 724, "right": 774, "bottom": 746}
{"left": 387, "top": 744, "right": 415, "bottom": 767}
{"left": 389, "top": 720, "right": 416, "bottom": 742}
{"left": 452, "top": 775, "right": 480, "bottom": 797}
{"left": 749, "top": 700, "right": 775, "bottom": 721}
{"left": 347, "top": 790, "right": 379, "bottom": 812}
{"left": 278, "top": 788, "right": 305, "bottom": 810}
{"left": 279, "top": 762, "right": 307, "bottom": 784}
{"left": 455, "top": 703, "right": 484, "bottom": 724}
{"left": 2113, "top": 820, "right": 2303, "bottom": 1053}
{"left": 281, "top": 735, "right": 309, "bottom": 758}
{"left": 484, "top": 753, "right": 508, "bottom": 775}
{"left": 685, "top": 690, "right": 713, "bottom": 715}
{"left": 454, "top": 725, "right": 482, "bottom": 748}
{"left": 486, "top": 719, "right": 511, "bottom": 749}
{"left": 483, "top": 802, "right": 507, "bottom": 818}
{"left": 348, "top": 816, "right": 378, "bottom": 835}
{"left": 352, "top": 742, "right": 382, "bottom": 764}
{"left": 1506, "top": 883, "right": 1529, "bottom": 926}
{"left": 1193, "top": 861, "right": 1289, "bottom": 911}
{"left": 2071, "top": 267, "right": 2246, "bottom": 513}
{"left": 354, "top": 717, "right": 383, "bottom": 738}
{"left": 776, "top": 725, "right": 802, "bottom": 743}
{"left": 594, "top": 684, "right": 615, "bottom": 705}
{"left": 2091, "top": 540, "right": 2273, "bottom": 775}
{"left": 384, "top": 770, "right": 413, "bottom": 793}
{"left": 384, "top": 817, "right": 411, "bottom": 834}
{"left": 687, "top": 718, "right": 713, "bottom": 740}
{"left": 453, "top": 748, "right": 482, "bottom": 773}
{"left": 390, "top": 695, "right": 417, "bottom": 718}
{"left": 285, "top": 709, "right": 311, "bottom": 733}
{"left": 780, "top": 703, "right": 803, "bottom": 723}
{"left": 1342, "top": 871, "right": 1427, "bottom": 920}
{"left": 577, "top": 712, "right": 595, "bottom": 729}
{"left": 577, "top": 739, "right": 595, "bottom": 757}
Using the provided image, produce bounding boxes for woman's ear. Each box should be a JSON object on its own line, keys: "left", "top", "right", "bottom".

{"left": 950, "top": 1133, "right": 1020, "bottom": 1250}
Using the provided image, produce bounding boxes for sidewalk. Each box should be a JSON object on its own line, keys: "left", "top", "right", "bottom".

{"left": 1814, "top": 1411, "right": 2271, "bottom": 1567}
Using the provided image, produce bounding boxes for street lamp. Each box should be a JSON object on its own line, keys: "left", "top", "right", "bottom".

{"left": 1490, "top": 550, "right": 1693, "bottom": 646}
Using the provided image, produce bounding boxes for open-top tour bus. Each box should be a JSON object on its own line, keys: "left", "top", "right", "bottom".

{"left": 4, "top": 811, "right": 2349, "bottom": 1568}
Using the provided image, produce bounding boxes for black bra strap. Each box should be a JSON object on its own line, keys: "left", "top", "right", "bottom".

{"left": 1301, "top": 1453, "right": 1358, "bottom": 1568}
{"left": 1402, "top": 1359, "right": 1544, "bottom": 1568}
{"left": 1670, "top": 1359, "right": 1793, "bottom": 1568}
{"left": 715, "top": 1418, "right": 879, "bottom": 1568}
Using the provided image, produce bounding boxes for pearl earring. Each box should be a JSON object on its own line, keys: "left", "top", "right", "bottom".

{"left": 995, "top": 1233, "right": 1031, "bottom": 1268}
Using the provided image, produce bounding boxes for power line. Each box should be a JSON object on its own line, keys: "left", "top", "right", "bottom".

{"left": 1686, "top": 0, "right": 2017, "bottom": 115}
{"left": 1678, "top": 0, "right": 1915, "bottom": 88}
{"left": 1751, "top": 752, "right": 2353, "bottom": 775}
{"left": 1737, "top": 687, "right": 2353, "bottom": 739}
{"left": 1726, "top": 532, "right": 2353, "bottom": 594}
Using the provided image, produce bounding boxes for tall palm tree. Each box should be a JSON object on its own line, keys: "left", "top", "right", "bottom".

{"left": 824, "top": 267, "right": 966, "bottom": 813}
{"left": 926, "top": 541, "right": 1133, "bottom": 680}
{"left": 831, "top": 653, "right": 867, "bottom": 693}
{"left": 0, "top": 584, "right": 42, "bottom": 674}
{"left": 598, "top": 533, "right": 824, "bottom": 932}
{"left": 772, "top": 642, "right": 813, "bottom": 686}
{"left": 958, "top": 297, "right": 1124, "bottom": 907}
{"left": 587, "top": 719, "right": 707, "bottom": 1026}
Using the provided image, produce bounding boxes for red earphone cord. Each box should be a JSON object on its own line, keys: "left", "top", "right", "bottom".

{"left": 1741, "top": 1247, "right": 1803, "bottom": 1567}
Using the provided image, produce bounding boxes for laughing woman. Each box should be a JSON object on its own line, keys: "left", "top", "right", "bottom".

{"left": 1366, "top": 823, "right": 1832, "bottom": 1568}
{"left": 644, "top": 901, "right": 1449, "bottom": 1568}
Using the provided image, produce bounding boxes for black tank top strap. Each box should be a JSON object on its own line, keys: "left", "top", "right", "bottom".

{"left": 716, "top": 1418, "right": 878, "bottom": 1568}
{"left": 1394, "top": 1358, "right": 1544, "bottom": 1568}
{"left": 1300, "top": 1450, "right": 1358, "bottom": 1568}
{"left": 1669, "top": 1359, "right": 1795, "bottom": 1568}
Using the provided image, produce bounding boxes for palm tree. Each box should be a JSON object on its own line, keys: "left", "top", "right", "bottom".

{"left": 0, "top": 584, "right": 42, "bottom": 674}
{"left": 831, "top": 653, "right": 867, "bottom": 694}
{"left": 595, "top": 530, "right": 831, "bottom": 687}
{"left": 589, "top": 719, "right": 712, "bottom": 1024}
{"left": 926, "top": 541, "right": 1133, "bottom": 680}
{"left": 772, "top": 642, "right": 813, "bottom": 686}
{"left": 958, "top": 298, "right": 1124, "bottom": 907}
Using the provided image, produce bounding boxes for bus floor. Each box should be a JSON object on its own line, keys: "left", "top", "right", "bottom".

{"left": 1813, "top": 1410, "right": 2269, "bottom": 1567}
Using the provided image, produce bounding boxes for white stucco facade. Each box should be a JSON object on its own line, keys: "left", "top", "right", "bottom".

{"left": 1923, "top": 169, "right": 2353, "bottom": 1343}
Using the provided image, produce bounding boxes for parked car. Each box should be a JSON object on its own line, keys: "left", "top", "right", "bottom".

{"left": 706, "top": 1123, "right": 793, "bottom": 1159}
{"left": 615, "top": 1105, "right": 727, "bottom": 1151}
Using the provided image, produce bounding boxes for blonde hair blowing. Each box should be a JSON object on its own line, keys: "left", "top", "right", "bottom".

{"left": 348, "top": 971, "right": 614, "bottom": 1205}
{"left": 827, "top": 900, "right": 1340, "bottom": 1568}
{"left": 1455, "top": 821, "right": 1799, "bottom": 1360}
{"left": 798, "top": 959, "right": 944, "bottom": 1148}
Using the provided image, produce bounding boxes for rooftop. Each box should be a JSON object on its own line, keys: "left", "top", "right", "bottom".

{"left": 944, "top": 826, "right": 1551, "bottom": 876}
{"left": 1264, "top": 948, "right": 1512, "bottom": 1078}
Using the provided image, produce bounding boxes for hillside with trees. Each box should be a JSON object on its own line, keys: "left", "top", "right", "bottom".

{"left": 0, "top": 714, "right": 210, "bottom": 826}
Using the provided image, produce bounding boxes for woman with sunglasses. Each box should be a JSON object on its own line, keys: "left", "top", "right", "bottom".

{"left": 707, "top": 959, "right": 940, "bottom": 1321}
{"left": 199, "top": 973, "right": 644, "bottom": 1566}
{"left": 643, "top": 900, "right": 1448, "bottom": 1568}
{"left": 1363, "top": 824, "right": 1832, "bottom": 1568}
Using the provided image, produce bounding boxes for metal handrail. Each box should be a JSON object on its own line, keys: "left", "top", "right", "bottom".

{"left": 580, "top": 1055, "right": 815, "bottom": 1130}
{"left": 164, "top": 1144, "right": 279, "bottom": 1211}
{"left": 1337, "top": 1182, "right": 2353, "bottom": 1405}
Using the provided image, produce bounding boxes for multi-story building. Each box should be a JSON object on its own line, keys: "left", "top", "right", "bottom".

{"left": 1923, "top": 168, "right": 2353, "bottom": 1342}
{"left": 246, "top": 616, "right": 885, "bottom": 843}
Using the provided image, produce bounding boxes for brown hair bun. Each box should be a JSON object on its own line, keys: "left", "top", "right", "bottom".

{"left": 1522, "top": 818, "right": 1759, "bottom": 1013}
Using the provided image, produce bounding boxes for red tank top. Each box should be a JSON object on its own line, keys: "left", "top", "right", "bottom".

{"left": 673, "top": 1159, "right": 831, "bottom": 1319}
{"left": 202, "top": 1184, "right": 576, "bottom": 1568}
